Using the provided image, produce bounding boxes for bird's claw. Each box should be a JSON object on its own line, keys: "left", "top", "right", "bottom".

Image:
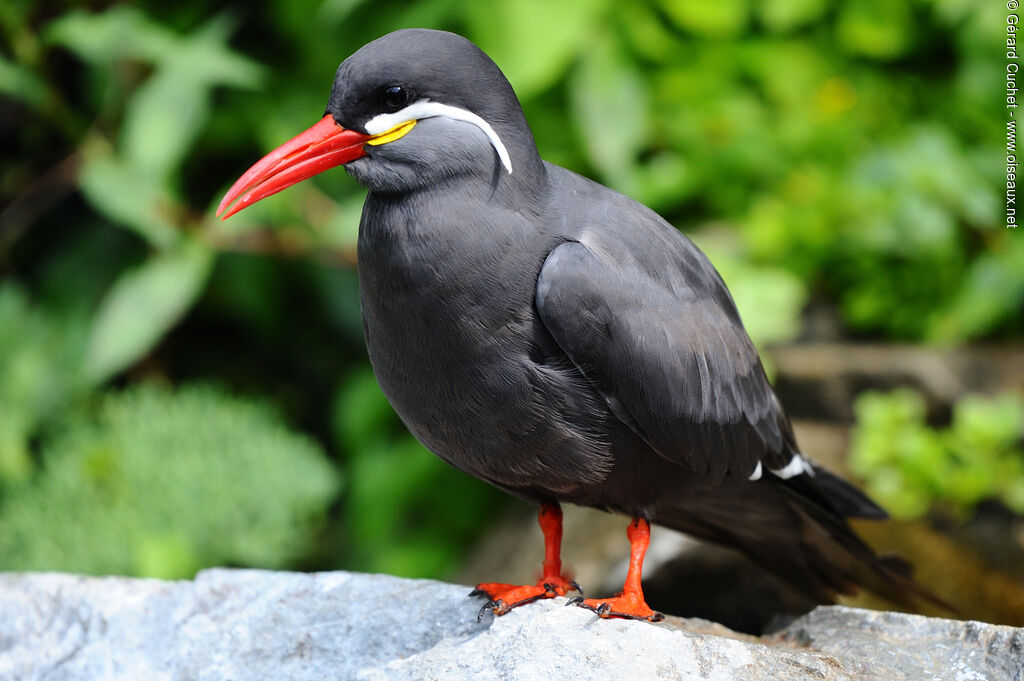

{"left": 541, "top": 580, "right": 581, "bottom": 597}
{"left": 477, "top": 598, "right": 510, "bottom": 622}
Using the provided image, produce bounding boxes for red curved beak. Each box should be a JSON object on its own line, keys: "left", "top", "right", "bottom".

{"left": 217, "top": 115, "right": 371, "bottom": 220}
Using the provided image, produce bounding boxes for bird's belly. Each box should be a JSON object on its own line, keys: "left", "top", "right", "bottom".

{"left": 363, "top": 289, "right": 530, "bottom": 469}
{"left": 358, "top": 259, "right": 615, "bottom": 500}
{"left": 366, "top": 310, "right": 523, "bottom": 445}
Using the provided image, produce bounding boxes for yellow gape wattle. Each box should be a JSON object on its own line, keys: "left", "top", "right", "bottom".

{"left": 366, "top": 119, "right": 417, "bottom": 146}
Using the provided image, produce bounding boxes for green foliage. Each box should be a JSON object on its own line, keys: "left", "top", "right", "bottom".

{"left": 570, "top": 30, "right": 648, "bottom": 195}
{"left": 463, "top": 0, "right": 612, "bottom": 98}
{"left": 850, "top": 390, "right": 1024, "bottom": 519}
{"left": 836, "top": 0, "right": 914, "bottom": 58}
{"left": 0, "top": 383, "right": 340, "bottom": 578}
{"left": 659, "top": 0, "right": 749, "bottom": 38}
{"left": 694, "top": 235, "right": 807, "bottom": 351}
{"left": 84, "top": 241, "right": 212, "bottom": 383}
{"left": 0, "top": 53, "right": 47, "bottom": 110}
{"left": 0, "top": 284, "right": 88, "bottom": 484}
{"left": 35, "top": 7, "right": 262, "bottom": 382}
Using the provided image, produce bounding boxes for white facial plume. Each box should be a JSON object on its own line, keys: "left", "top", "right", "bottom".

{"left": 364, "top": 100, "right": 514, "bottom": 174}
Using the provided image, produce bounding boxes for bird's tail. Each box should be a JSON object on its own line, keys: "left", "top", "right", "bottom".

{"left": 654, "top": 471, "right": 952, "bottom": 612}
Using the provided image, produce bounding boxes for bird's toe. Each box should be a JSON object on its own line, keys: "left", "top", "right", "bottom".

{"left": 570, "top": 593, "right": 663, "bottom": 622}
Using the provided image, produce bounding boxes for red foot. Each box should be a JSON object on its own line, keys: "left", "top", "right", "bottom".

{"left": 567, "top": 516, "right": 663, "bottom": 622}
{"left": 569, "top": 592, "right": 663, "bottom": 622}
{"left": 471, "top": 576, "right": 580, "bottom": 619}
{"left": 470, "top": 502, "right": 582, "bottom": 620}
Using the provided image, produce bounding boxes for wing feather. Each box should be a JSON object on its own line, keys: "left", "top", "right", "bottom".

{"left": 536, "top": 235, "right": 796, "bottom": 482}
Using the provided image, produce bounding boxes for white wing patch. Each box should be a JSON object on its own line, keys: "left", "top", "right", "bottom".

{"left": 747, "top": 461, "right": 763, "bottom": 481}
{"left": 364, "top": 100, "right": 513, "bottom": 174}
{"left": 769, "top": 454, "right": 814, "bottom": 479}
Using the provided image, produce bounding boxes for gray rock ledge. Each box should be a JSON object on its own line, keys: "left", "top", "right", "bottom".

{"left": 1, "top": 569, "right": 1020, "bottom": 681}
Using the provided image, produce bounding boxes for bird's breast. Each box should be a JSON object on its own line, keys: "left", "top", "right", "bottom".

{"left": 357, "top": 195, "right": 538, "bottom": 456}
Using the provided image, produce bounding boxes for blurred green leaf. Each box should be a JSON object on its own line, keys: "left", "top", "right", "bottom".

{"left": 57, "top": 8, "right": 261, "bottom": 193}
{"left": 570, "top": 32, "right": 648, "bottom": 191}
{"left": 332, "top": 367, "right": 397, "bottom": 451}
{"left": 122, "top": 66, "right": 209, "bottom": 179}
{"left": 0, "top": 284, "right": 88, "bottom": 483}
{"left": 0, "top": 410, "right": 32, "bottom": 484}
{"left": 659, "top": 0, "right": 749, "bottom": 37}
{"left": 757, "top": 0, "right": 827, "bottom": 32}
{"left": 78, "top": 146, "right": 180, "bottom": 248}
{"left": 619, "top": 4, "right": 680, "bottom": 63}
{"left": 45, "top": 6, "right": 175, "bottom": 65}
{"left": 851, "top": 389, "right": 1024, "bottom": 518}
{"left": 0, "top": 54, "right": 47, "bottom": 110}
{"left": 317, "top": 0, "right": 371, "bottom": 24}
{"left": 321, "top": 193, "right": 367, "bottom": 253}
{"left": 698, "top": 235, "right": 807, "bottom": 349}
{"left": 134, "top": 531, "right": 200, "bottom": 579}
{"left": 722, "top": 262, "right": 806, "bottom": 348}
{"left": 836, "top": 0, "right": 913, "bottom": 59}
{"left": 99, "top": 13, "right": 261, "bottom": 181}
{"left": 175, "top": 15, "right": 262, "bottom": 89}
{"left": 950, "top": 394, "right": 1024, "bottom": 462}
{"left": 84, "top": 241, "right": 213, "bottom": 384}
{"left": 929, "top": 237, "right": 1024, "bottom": 343}
{"left": 740, "top": 123, "right": 1000, "bottom": 341}
{"left": 463, "top": 0, "right": 610, "bottom": 97}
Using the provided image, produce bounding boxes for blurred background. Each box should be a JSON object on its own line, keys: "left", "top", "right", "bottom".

{"left": 1, "top": 0, "right": 1021, "bottom": 632}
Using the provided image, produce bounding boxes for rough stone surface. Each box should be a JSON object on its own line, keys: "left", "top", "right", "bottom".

{"left": 1, "top": 569, "right": 1021, "bottom": 681}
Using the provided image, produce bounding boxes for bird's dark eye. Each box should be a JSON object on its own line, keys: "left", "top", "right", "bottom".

{"left": 382, "top": 85, "right": 409, "bottom": 111}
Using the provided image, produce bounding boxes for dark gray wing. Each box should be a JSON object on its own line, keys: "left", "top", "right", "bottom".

{"left": 535, "top": 235, "right": 798, "bottom": 483}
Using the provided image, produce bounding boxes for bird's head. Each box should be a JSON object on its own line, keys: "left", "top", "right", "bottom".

{"left": 217, "top": 29, "right": 539, "bottom": 218}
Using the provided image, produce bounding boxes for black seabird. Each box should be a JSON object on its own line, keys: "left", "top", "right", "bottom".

{"left": 219, "top": 28, "right": 936, "bottom": 621}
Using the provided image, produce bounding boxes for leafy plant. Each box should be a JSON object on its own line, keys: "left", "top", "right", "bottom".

{"left": 849, "top": 390, "right": 1024, "bottom": 519}
{"left": 0, "top": 284, "right": 88, "bottom": 484}
{"left": 0, "top": 7, "right": 266, "bottom": 388}
{"left": 0, "top": 382, "right": 340, "bottom": 578}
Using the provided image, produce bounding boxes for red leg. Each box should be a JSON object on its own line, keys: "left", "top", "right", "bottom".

{"left": 471, "top": 502, "right": 581, "bottom": 619}
{"left": 569, "top": 517, "right": 663, "bottom": 622}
